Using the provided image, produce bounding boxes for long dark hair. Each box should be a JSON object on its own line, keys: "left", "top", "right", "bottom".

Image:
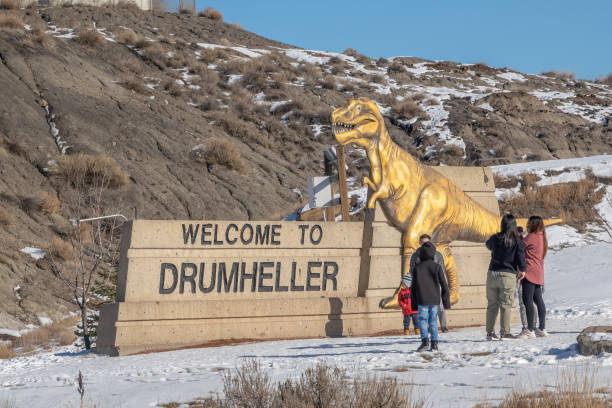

{"left": 528, "top": 215, "right": 548, "bottom": 259}
{"left": 500, "top": 213, "right": 519, "bottom": 247}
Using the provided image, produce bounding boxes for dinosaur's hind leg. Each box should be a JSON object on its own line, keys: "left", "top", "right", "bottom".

{"left": 437, "top": 244, "right": 460, "bottom": 305}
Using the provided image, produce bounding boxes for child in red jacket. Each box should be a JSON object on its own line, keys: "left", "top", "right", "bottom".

{"left": 398, "top": 274, "right": 419, "bottom": 335}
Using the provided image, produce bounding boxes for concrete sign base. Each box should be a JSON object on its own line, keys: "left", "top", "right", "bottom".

{"left": 97, "top": 166, "right": 514, "bottom": 356}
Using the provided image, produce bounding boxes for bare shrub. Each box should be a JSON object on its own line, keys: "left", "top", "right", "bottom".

{"left": 143, "top": 43, "right": 167, "bottom": 67}
{"left": 116, "top": 28, "right": 140, "bottom": 45}
{"left": 387, "top": 62, "right": 405, "bottom": 75}
{"left": 20, "top": 196, "right": 42, "bottom": 214}
{"left": 206, "top": 111, "right": 270, "bottom": 148}
{"left": 201, "top": 6, "right": 222, "bottom": 21}
{"left": 219, "top": 38, "right": 231, "bottom": 46}
{"left": 51, "top": 237, "right": 74, "bottom": 261}
{"left": 541, "top": 70, "right": 576, "bottom": 81}
{"left": 425, "top": 98, "right": 438, "bottom": 106}
{"left": 178, "top": 2, "right": 193, "bottom": 14}
{"left": 198, "top": 47, "right": 227, "bottom": 64}
{"left": 595, "top": 74, "right": 612, "bottom": 85}
{"left": 193, "top": 138, "right": 246, "bottom": 173}
{"left": 0, "top": 207, "right": 10, "bottom": 226}
{"left": 0, "top": 0, "right": 18, "bottom": 9}
{"left": 186, "top": 361, "right": 423, "bottom": 408}
{"left": 121, "top": 76, "right": 149, "bottom": 94}
{"left": 319, "top": 75, "right": 336, "bottom": 90}
{"left": 56, "top": 153, "right": 128, "bottom": 189}
{"left": 392, "top": 100, "right": 428, "bottom": 120}
{"left": 135, "top": 37, "right": 154, "bottom": 49}
{"left": 196, "top": 96, "right": 217, "bottom": 111}
{"left": 119, "top": 58, "right": 143, "bottom": 74}
{"left": 343, "top": 47, "right": 357, "bottom": 56}
{"left": 230, "top": 22, "right": 242, "bottom": 29}
{"left": 163, "top": 80, "right": 182, "bottom": 96}
{"left": 493, "top": 174, "right": 520, "bottom": 189}
{"left": 30, "top": 22, "right": 54, "bottom": 49}
{"left": 39, "top": 191, "right": 61, "bottom": 214}
{"left": 75, "top": 28, "right": 105, "bottom": 48}
{"left": 0, "top": 12, "right": 23, "bottom": 29}
{"left": 6, "top": 140, "right": 28, "bottom": 158}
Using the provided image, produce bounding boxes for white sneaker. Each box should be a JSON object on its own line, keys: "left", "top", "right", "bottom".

{"left": 534, "top": 328, "right": 549, "bottom": 337}
{"left": 519, "top": 327, "right": 530, "bottom": 336}
{"left": 518, "top": 330, "right": 535, "bottom": 339}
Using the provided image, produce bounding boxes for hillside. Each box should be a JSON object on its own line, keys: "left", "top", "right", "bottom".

{"left": 0, "top": 4, "right": 611, "bottom": 331}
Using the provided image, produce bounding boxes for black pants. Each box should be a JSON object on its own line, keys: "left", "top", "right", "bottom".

{"left": 521, "top": 279, "right": 546, "bottom": 331}
{"left": 403, "top": 314, "right": 418, "bottom": 330}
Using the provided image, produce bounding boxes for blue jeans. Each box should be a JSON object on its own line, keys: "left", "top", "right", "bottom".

{"left": 418, "top": 305, "right": 439, "bottom": 341}
{"left": 403, "top": 314, "right": 418, "bottom": 330}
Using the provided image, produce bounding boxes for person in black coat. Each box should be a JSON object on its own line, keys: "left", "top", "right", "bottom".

{"left": 485, "top": 213, "right": 526, "bottom": 341}
{"left": 411, "top": 242, "right": 450, "bottom": 352}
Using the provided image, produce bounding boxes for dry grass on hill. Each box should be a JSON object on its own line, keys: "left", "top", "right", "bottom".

{"left": 119, "top": 57, "right": 143, "bottom": 74}
{"left": 50, "top": 237, "right": 74, "bottom": 261}
{"left": 392, "top": 100, "right": 429, "bottom": 120}
{"left": 0, "top": 12, "right": 23, "bottom": 28}
{"left": 1, "top": 317, "right": 77, "bottom": 359}
{"left": 541, "top": 70, "right": 576, "bottom": 81}
{"left": 121, "top": 76, "right": 149, "bottom": 94}
{"left": 496, "top": 172, "right": 610, "bottom": 231}
{"left": 74, "top": 28, "right": 105, "bottom": 48}
{"left": 56, "top": 154, "right": 129, "bottom": 189}
{"left": 38, "top": 191, "right": 61, "bottom": 214}
{"left": 116, "top": 28, "right": 140, "bottom": 45}
{"left": 30, "top": 21, "right": 55, "bottom": 49}
{"left": 193, "top": 138, "right": 246, "bottom": 174}
{"left": 143, "top": 43, "right": 168, "bottom": 67}
{"left": 200, "top": 6, "right": 222, "bottom": 21}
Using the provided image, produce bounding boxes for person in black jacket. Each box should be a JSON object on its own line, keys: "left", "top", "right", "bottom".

{"left": 409, "top": 234, "right": 449, "bottom": 333}
{"left": 411, "top": 242, "right": 451, "bottom": 352}
{"left": 485, "top": 213, "right": 526, "bottom": 341}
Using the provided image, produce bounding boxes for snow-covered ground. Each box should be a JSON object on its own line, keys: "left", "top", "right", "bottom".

{"left": 2, "top": 156, "right": 612, "bottom": 407}
{"left": 1, "top": 244, "right": 611, "bottom": 408}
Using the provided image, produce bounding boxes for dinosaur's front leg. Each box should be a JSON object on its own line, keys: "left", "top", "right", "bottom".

{"left": 436, "top": 244, "right": 460, "bottom": 306}
{"left": 363, "top": 176, "right": 377, "bottom": 191}
{"left": 367, "top": 185, "right": 390, "bottom": 209}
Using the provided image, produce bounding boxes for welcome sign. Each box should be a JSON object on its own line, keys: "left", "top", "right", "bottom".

{"left": 117, "top": 221, "right": 362, "bottom": 302}
{"left": 97, "top": 166, "right": 504, "bottom": 356}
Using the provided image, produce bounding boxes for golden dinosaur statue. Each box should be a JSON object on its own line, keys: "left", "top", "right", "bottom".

{"left": 331, "top": 98, "right": 560, "bottom": 308}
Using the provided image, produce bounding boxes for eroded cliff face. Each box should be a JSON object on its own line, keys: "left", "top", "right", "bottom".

{"left": 0, "top": 4, "right": 610, "bottom": 330}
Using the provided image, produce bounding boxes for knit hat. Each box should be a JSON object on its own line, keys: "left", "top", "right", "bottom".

{"left": 401, "top": 274, "right": 412, "bottom": 287}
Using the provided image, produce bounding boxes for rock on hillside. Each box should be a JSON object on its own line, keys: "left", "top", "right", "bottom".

{"left": 0, "top": 4, "right": 611, "bottom": 330}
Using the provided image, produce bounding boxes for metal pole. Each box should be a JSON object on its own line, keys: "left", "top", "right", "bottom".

{"left": 69, "top": 214, "right": 128, "bottom": 226}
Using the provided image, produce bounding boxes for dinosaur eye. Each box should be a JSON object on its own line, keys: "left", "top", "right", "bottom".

{"left": 356, "top": 106, "right": 361, "bottom": 111}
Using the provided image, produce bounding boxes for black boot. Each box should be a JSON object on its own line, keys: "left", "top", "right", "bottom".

{"left": 417, "top": 338, "right": 429, "bottom": 352}
{"left": 430, "top": 340, "right": 438, "bottom": 351}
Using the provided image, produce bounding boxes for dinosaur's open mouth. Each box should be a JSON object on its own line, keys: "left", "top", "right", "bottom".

{"left": 332, "top": 122, "right": 355, "bottom": 134}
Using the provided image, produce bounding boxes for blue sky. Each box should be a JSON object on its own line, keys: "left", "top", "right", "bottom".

{"left": 195, "top": 1, "right": 611, "bottom": 80}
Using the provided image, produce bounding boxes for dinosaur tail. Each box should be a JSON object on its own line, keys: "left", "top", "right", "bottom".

{"left": 516, "top": 218, "right": 563, "bottom": 230}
